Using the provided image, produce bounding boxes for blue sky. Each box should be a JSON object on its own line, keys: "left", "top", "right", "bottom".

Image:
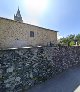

{"left": 0, "top": 0, "right": 80, "bottom": 38}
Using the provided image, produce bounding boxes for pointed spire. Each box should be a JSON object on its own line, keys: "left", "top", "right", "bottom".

{"left": 14, "top": 7, "right": 23, "bottom": 22}
{"left": 17, "top": 6, "right": 20, "bottom": 14}
{"left": 18, "top": 6, "right": 20, "bottom": 11}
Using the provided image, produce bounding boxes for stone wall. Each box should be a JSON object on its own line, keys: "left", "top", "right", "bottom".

{"left": 0, "top": 46, "right": 80, "bottom": 92}
{"left": 0, "top": 17, "right": 57, "bottom": 49}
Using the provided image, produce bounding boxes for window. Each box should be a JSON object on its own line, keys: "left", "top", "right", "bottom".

{"left": 30, "top": 31, "right": 34, "bottom": 37}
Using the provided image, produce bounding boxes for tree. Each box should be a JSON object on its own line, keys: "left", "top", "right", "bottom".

{"left": 59, "top": 34, "right": 80, "bottom": 46}
{"left": 75, "top": 34, "right": 80, "bottom": 45}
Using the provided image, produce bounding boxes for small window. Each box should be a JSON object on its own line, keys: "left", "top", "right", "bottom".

{"left": 30, "top": 31, "right": 34, "bottom": 37}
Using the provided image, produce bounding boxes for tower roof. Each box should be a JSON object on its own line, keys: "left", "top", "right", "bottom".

{"left": 14, "top": 7, "right": 23, "bottom": 22}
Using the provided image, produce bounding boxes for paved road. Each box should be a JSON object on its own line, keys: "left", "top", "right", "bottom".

{"left": 28, "top": 66, "right": 80, "bottom": 92}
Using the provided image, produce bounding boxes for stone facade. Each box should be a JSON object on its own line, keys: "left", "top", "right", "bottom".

{"left": 0, "top": 46, "right": 80, "bottom": 92}
{"left": 0, "top": 17, "right": 57, "bottom": 49}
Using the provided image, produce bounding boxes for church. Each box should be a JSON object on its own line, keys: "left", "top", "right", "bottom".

{"left": 0, "top": 8, "right": 57, "bottom": 49}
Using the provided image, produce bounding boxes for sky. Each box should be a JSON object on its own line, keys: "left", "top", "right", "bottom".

{"left": 0, "top": 0, "right": 80, "bottom": 38}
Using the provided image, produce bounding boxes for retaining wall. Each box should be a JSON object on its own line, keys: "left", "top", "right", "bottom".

{"left": 0, "top": 46, "right": 80, "bottom": 92}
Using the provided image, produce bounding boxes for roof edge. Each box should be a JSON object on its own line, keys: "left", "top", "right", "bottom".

{"left": 0, "top": 17, "right": 58, "bottom": 32}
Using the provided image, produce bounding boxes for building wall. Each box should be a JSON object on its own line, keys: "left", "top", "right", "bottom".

{"left": 0, "top": 17, "right": 57, "bottom": 48}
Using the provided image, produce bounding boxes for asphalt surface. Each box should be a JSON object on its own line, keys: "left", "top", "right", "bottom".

{"left": 27, "top": 66, "right": 80, "bottom": 92}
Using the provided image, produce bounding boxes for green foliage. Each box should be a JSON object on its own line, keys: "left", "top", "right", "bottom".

{"left": 59, "top": 34, "right": 80, "bottom": 46}
{"left": 69, "top": 41, "right": 75, "bottom": 46}
{"left": 75, "top": 34, "right": 80, "bottom": 44}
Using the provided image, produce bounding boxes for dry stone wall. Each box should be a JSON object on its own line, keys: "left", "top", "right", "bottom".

{"left": 0, "top": 46, "right": 80, "bottom": 92}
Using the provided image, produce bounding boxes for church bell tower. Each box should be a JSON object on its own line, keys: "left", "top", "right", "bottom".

{"left": 14, "top": 7, "right": 23, "bottom": 22}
